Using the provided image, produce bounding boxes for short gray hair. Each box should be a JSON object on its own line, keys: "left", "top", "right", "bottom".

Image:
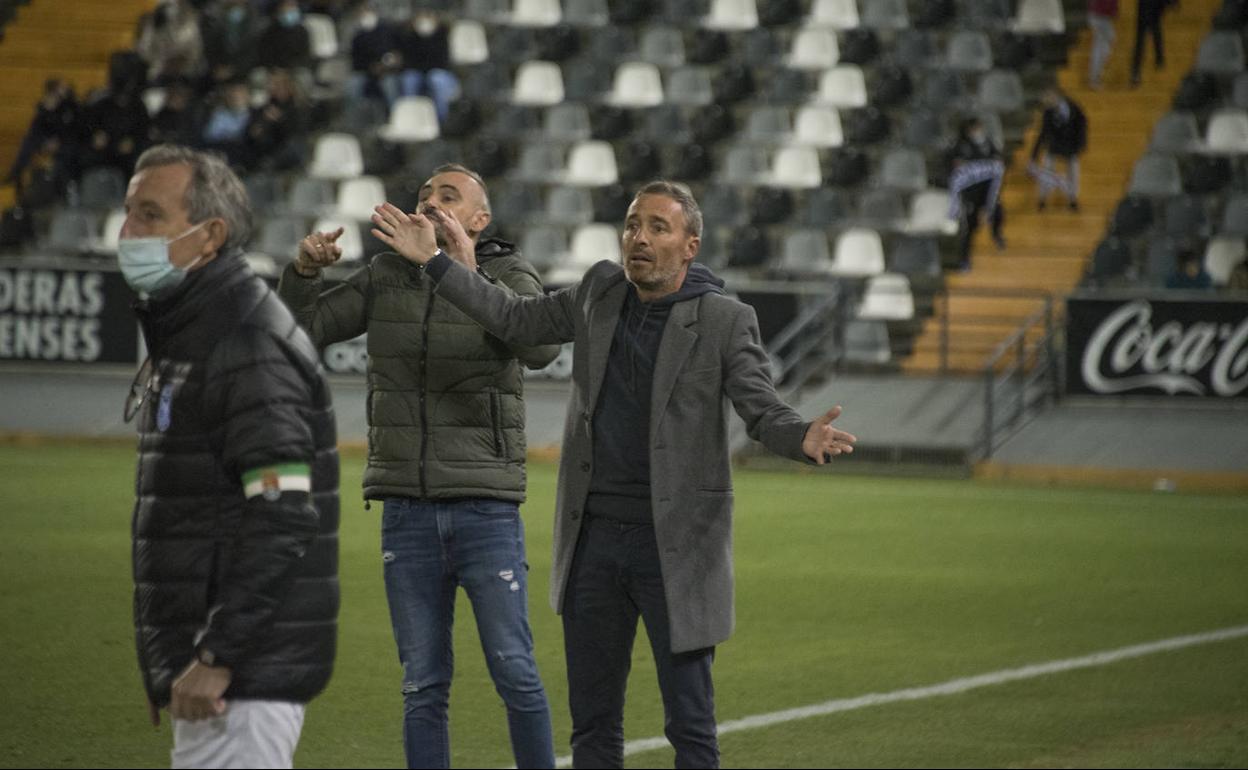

{"left": 633, "top": 180, "right": 702, "bottom": 238}
{"left": 430, "top": 162, "right": 491, "bottom": 216}
{"left": 135, "top": 144, "right": 253, "bottom": 253}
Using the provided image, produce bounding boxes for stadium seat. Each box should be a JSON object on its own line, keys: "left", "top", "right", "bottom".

{"left": 718, "top": 145, "right": 770, "bottom": 184}
{"left": 304, "top": 14, "right": 338, "bottom": 58}
{"left": 767, "top": 146, "right": 823, "bottom": 188}
{"left": 1161, "top": 195, "right": 1212, "bottom": 242}
{"left": 258, "top": 215, "right": 308, "bottom": 259}
{"left": 977, "top": 69, "right": 1025, "bottom": 114}
{"left": 564, "top": 0, "right": 609, "bottom": 25}
{"left": 741, "top": 27, "right": 780, "bottom": 66}
{"left": 606, "top": 62, "right": 665, "bottom": 107}
{"left": 1128, "top": 155, "right": 1182, "bottom": 198}
{"left": 842, "top": 320, "right": 891, "bottom": 365}
{"left": 285, "top": 177, "right": 336, "bottom": 216}
{"left": 920, "top": 68, "right": 968, "bottom": 111}
{"left": 831, "top": 227, "right": 886, "bottom": 276}
{"left": 906, "top": 189, "right": 958, "bottom": 235}
{"left": 667, "top": 67, "right": 715, "bottom": 106}
{"left": 1204, "top": 237, "right": 1247, "bottom": 285}
{"left": 861, "top": 0, "right": 909, "bottom": 29}
{"left": 688, "top": 28, "right": 730, "bottom": 63}
{"left": 512, "top": 61, "right": 565, "bottom": 106}
{"left": 798, "top": 187, "right": 851, "bottom": 227}
{"left": 890, "top": 236, "right": 942, "bottom": 277}
{"left": 377, "top": 97, "right": 441, "bottom": 143}
{"left": 787, "top": 27, "right": 839, "bottom": 70}
{"left": 79, "top": 167, "right": 126, "bottom": 211}
{"left": 1204, "top": 109, "right": 1248, "bottom": 154}
{"left": 947, "top": 30, "right": 993, "bottom": 72}
{"left": 1183, "top": 155, "right": 1230, "bottom": 195}
{"left": 521, "top": 225, "right": 569, "bottom": 270}
{"left": 856, "top": 189, "right": 907, "bottom": 230}
{"left": 808, "top": 0, "right": 859, "bottom": 29}
{"left": 508, "top": 0, "right": 563, "bottom": 27}
{"left": 334, "top": 176, "right": 387, "bottom": 221}
{"left": 793, "top": 105, "right": 843, "bottom": 147}
{"left": 1149, "top": 111, "right": 1200, "bottom": 154}
{"left": 703, "top": 0, "right": 758, "bottom": 30}
{"left": 96, "top": 208, "right": 126, "bottom": 255}
{"left": 640, "top": 26, "right": 686, "bottom": 67}
{"left": 814, "top": 65, "right": 868, "bottom": 108}
{"left": 778, "top": 228, "right": 834, "bottom": 272}
{"left": 243, "top": 253, "right": 280, "bottom": 278}
{"left": 543, "top": 186, "right": 595, "bottom": 226}
{"left": 857, "top": 274, "right": 914, "bottom": 320}
{"left": 1219, "top": 194, "right": 1248, "bottom": 237}
{"left": 1087, "top": 236, "right": 1133, "bottom": 284}
{"left": 547, "top": 223, "right": 620, "bottom": 283}
{"left": 450, "top": 20, "right": 490, "bottom": 65}
{"left": 748, "top": 186, "right": 794, "bottom": 225}
{"left": 1231, "top": 72, "right": 1248, "bottom": 110}
{"left": 544, "top": 103, "right": 592, "bottom": 141}
{"left": 901, "top": 110, "right": 950, "bottom": 151}
{"left": 893, "top": 28, "right": 937, "bottom": 69}
{"left": 1109, "top": 195, "right": 1154, "bottom": 238}
{"left": 309, "top": 133, "right": 364, "bottom": 180}
{"left": 513, "top": 143, "right": 566, "bottom": 183}
{"left": 877, "top": 149, "right": 928, "bottom": 192}
{"left": 1011, "top": 0, "right": 1064, "bottom": 33}
{"left": 562, "top": 141, "right": 619, "bottom": 186}
{"left": 1196, "top": 31, "right": 1245, "bottom": 75}
{"left": 741, "top": 107, "right": 790, "bottom": 145}
{"left": 312, "top": 217, "right": 364, "bottom": 261}
{"left": 700, "top": 185, "right": 745, "bottom": 229}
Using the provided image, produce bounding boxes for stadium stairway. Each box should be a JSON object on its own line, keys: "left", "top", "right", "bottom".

{"left": 905, "top": 0, "right": 1220, "bottom": 374}
{"left": 0, "top": 0, "right": 154, "bottom": 209}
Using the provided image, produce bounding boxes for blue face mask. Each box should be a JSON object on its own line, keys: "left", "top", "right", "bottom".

{"left": 280, "top": 8, "right": 301, "bottom": 27}
{"left": 227, "top": 5, "right": 246, "bottom": 23}
{"left": 118, "top": 222, "right": 206, "bottom": 296}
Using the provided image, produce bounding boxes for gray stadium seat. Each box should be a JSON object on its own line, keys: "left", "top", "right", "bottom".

{"left": 640, "top": 26, "right": 686, "bottom": 67}
{"left": 947, "top": 30, "right": 993, "bottom": 73}
{"left": 1128, "top": 155, "right": 1183, "bottom": 198}
{"left": 778, "top": 228, "right": 834, "bottom": 272}
{"left": 1149, "top": 111, "right": 1200, "bottom": 153}
{"left": 1219, "top": 194, "right": 1248, "bottom": 237}
{"left": 1196, "top": 31, "right": 1245, "bottom": 75}
{"left": 860, "top": 0, "right": 909, "bottom": 30}
{"left": 977, "top": 70, "right": 1025, "bottom": 114}
{"left": 259, "top": 216, "right": 309, "bottom": 259}
{"left": 544, "top": 103, "right": 592, "bottom": 142}
{"left": 877, "top": 149, "right": 928, "bottom": 192}
{"left": 667, "top": 67, "right": 715, "bottom": 106}
{"left": 842, "top": 320, "right": 891, "bottom": 365}
{"left": 79, "top": 167, "right": 127, "bottom": 211}
{"left": 544, "top": 186, "right": 595, "bottom": 227}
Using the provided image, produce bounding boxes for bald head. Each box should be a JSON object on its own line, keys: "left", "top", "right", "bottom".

{"left": 418, "top": 166, "right": 492, "bottom": 245}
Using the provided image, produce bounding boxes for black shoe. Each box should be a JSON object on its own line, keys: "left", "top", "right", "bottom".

{"left": 1037, "top": 199, "right": 1047, "bottom": 212}
{"left": 993, "top": 234, "right": 1007, "bottom": 250}
{"left": 1068, "top": 200, "right": 1080, "bottom": 212}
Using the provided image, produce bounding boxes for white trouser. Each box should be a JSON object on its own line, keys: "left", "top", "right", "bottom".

{"left": 1088, "top": 13, "right": 1116, "bottom": 85}
{"left": 1038, "top": 155, "right": 1080, "bottom": 202}
{"left": 172, "top": 700, "right": 305, "bottom": 769}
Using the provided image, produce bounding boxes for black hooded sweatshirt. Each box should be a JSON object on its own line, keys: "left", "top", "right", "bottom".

{"left": 586, "top": 262, "right": 726, "bottom": 523}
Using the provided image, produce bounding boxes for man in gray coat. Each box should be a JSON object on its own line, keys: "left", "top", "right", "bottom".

{"left": 368, "top": 181, "right": 857, "bottom": 768}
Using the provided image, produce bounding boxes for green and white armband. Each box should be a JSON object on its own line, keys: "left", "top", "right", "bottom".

{"left": 242, "top": 463, "right": 312, "bottom": 501}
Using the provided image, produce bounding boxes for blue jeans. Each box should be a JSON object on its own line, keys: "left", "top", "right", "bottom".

{"left": 562, "top": 514, "right": 719, "bottom": 769}
{"left": 382, "top": 497, "right": 555, "bottom": 769}
{"left": 400, "top": 68, "right": 460, "bottom": 124}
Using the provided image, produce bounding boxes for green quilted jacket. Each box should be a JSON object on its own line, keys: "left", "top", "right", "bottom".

{"left": 277, "top": 238, "right": 560, "bottom": 501}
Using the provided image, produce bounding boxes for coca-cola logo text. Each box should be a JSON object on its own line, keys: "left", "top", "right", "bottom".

{"left": 1080, "top": 300, "right": 1248, "bottom": 397}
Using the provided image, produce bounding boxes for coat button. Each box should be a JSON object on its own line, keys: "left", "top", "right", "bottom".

{"left": 581, "top": 461, "right": 591, "bottom": 472}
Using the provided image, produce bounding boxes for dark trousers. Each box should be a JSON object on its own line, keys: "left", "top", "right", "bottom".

{"left": 562, "top": 514, "right": 718, "bottom": 769}
{"left": 1131, "top": 8, "right": 1165, "bottom": 78}
{"left": 958, "top": 191, "right": 1005, "bottom": 266}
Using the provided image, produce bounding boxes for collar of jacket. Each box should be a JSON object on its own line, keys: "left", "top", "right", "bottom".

{"left": 134, "top": 249, "right": 253, "bottom": 351}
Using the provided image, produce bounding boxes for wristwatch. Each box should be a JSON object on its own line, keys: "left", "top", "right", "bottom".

{"left": 196, "top": 646, "right": 222, "bottom": 667}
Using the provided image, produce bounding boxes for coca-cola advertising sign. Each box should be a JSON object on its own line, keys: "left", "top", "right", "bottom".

{"left": 1066, "top": 296, "right": 1248, "bottom": 398}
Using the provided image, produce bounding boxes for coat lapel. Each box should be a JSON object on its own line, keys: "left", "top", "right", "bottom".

{"left": 584, "top": 278, "right": 628, "bottom": 412}
{"left": 649, "top": 296, "right": 700, "bottom": 445}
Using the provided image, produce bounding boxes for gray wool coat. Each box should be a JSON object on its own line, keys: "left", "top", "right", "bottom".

{"left": 432, "top": 257, "right": 812, "bottom": 653}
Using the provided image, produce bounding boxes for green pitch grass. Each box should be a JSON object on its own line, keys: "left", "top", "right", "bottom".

{"left": 1, "top": 443, "right": 1245, "bottom": 768}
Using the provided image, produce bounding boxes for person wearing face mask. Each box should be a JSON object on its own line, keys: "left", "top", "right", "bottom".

{"left": 258, "top": 0, "right": 312, "bottom": 73}
{"left": 277, "top": 164, "right": 559, "bottom": 769}
{"left": 345, "top": 4, "right": 403, "bottom": 111}
{"left": 948, "top": 116, "right": 1007, "bottom": 271}
{"left": 135, "top": 0, "right": 206, "bottom": 86}
{"left": 119, "top": 144, "right": 339, "bottom": 769}
{"left": 369, "top": 180, "right": 857, "bottom": 769}
{"left": 398, "top": 10, "right": 459, "bottom": 124}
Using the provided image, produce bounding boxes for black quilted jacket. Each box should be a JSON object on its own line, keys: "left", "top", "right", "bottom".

{"left": 130, "top": 250, "right": 339, "bottom": 707}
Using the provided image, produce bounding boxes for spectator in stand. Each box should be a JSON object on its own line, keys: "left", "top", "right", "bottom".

{"left": 201, "top": 80, "right": 255, "bottom": 170}
{"left": 135, "top": 0, "right": 207, "bottom": 86}
{"left": 399, "top": 9, "right": 459, "bottom": 124}
{"left": 78, "top": 86, "right": 151, "bottom": 179}
{"left": 247, "top": 69, "right": 311, "bottom": 171}
{"left": 257, "top": 0, "right": 313, "bottom": 74}
{"left": 149, "top": 80, "right": 202, "bottom": 146}
{"left": 1030, "top": 87, "right": 1088, "bottom": 213}
{"left": 1131, "top": 0, "right": 1174, "bottom": 87}
{"left": 6, "top": 79, "right": 79, "bottom": 195}
{"left": 201, "top": 0, "right": 261, "bottom": 88}
{"left": 347, "top": 3, "right": 403, "bottom": 112}
{"left": 948, "top": 116, "right": 1006, "bottom": 271}
{"left": 1165, "top": 249, "right": 1213, "bottom": 290}
{"left": 1087, "top": 0, "right": 1119, "bottom": 90}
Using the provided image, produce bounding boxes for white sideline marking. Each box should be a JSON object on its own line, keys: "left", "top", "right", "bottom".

{"left": 550, "top": 624, "right": 1248, "bottom": 768}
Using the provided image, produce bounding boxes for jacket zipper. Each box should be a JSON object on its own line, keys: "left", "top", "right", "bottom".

{"left": 419, "top": 284, "right": 435, "bottom": 498}
{"left": 490, "top": 390, "right": 503, "bottom": 456}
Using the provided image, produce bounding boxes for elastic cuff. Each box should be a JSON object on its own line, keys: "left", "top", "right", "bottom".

{"left": 425, "top": 250, "right": 453, "bottom": 281}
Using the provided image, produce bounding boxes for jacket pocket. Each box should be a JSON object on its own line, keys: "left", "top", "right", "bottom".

{"left": 489, "top": 390, "right": 504, "bottom": 457}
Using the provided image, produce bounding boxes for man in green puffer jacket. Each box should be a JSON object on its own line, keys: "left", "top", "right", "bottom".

{"left": 277, "top": 164, "right": 560, "bottom": 769}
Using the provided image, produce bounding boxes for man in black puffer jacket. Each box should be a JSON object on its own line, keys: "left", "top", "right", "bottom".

{"left": 121, "top": 144, "right": 338, "bottom": 768}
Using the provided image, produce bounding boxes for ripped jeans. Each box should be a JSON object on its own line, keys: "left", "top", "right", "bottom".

{"left": 381, "top": 497, "right": 555, "bottom": 769}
